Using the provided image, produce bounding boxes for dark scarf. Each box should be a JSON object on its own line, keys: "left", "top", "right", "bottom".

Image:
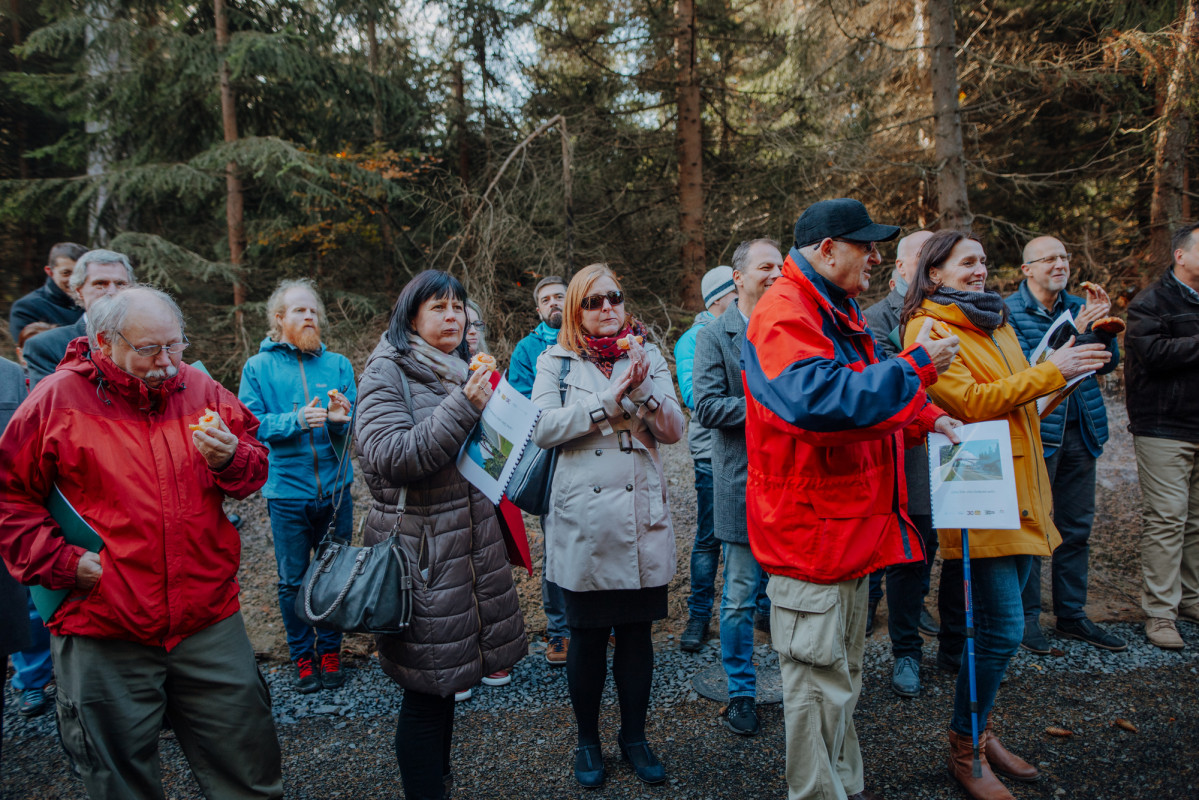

{"left": 581, "top": 319, "right": 649, "bottom": 379}
{"left": 930, "top": 287, "right": 1007, "bottom": 333}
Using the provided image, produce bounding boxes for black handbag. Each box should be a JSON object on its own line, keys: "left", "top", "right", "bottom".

{"left": 507, "top": 358, "right": 570, "bottom": 516}
{"left": 294, "top": 368, "right": 415, "bottom": 634}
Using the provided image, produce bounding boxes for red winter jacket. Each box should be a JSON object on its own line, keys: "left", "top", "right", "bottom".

{"left": 741, "top": 252, "right": 946, "bottom": 585}
{"left": 0, "top": 339, "right": 268, "bottom": 650}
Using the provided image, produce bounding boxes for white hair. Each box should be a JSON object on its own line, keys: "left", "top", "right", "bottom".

{"left": 87, "top": 285, "right": 185, "bottom": 348}
{"left": 69, "top": 249, "right": 136, "bottom": 293}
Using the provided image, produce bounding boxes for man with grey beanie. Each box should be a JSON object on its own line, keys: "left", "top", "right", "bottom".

{"left": 675, "top": 265, "right": 738, "bottom": 652}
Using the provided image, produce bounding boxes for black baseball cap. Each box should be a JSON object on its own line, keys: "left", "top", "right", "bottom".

{"left": 793, "top": 198, "right": 901, "bottom": 249}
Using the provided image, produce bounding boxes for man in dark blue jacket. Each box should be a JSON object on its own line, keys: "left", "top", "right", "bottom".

{"left": 239, "top": 279, "right": 355, "bottom": 693}
{"left": 1005, "top": 235, "right": 1125, "bottom": 653}
{"left": 7, "top": 242, "right": 87, "bottom": 343}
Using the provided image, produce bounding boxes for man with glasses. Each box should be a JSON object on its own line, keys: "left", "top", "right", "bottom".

{"left": 0, "top": 286, "right": 283, "bottom": 799}
{"left": 239, "top": 279, "right": 355, "bottom": 693}
{"left": 742, "top": 199, "right": 961, "bottom": 800}
{"left": 508, "top": 275, "right": 573, "bottom": 665}
{"left": 1005, "top": 236, "right": 1125, "bottom": 654}
{"left": 23, "top": 248, "right": 135, "bottom": 388}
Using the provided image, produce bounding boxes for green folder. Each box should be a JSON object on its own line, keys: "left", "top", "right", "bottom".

{"left": 29, "top": 486, "right": 105, "bottom": 621}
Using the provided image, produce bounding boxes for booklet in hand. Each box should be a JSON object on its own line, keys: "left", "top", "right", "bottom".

{"left": 1029, "top": 310, "right": 1090, "bottom": 418}
{"left": 456, "top": 374, "right": 543, "bottom": 505}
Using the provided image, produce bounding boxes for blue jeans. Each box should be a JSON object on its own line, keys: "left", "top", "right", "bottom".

{"left": 1022, "top": 433, "right": 1096, "bottom": 622}
{"left": 720, "top": 541, "right": 764, "bottom": 698}
{"left": 267, "top": 495, "right": 352, "bottom": 660}
{"left": 539, "top": 514, "right": 569, "bottom": 638}
{"left": 886, "top": 514, "right": 938, "bottom": 659}
{"left": 950, "top": 554, "right": 1032, "bottom": 736}
{"left": 11, "top": 592, "right": 52, "bottom": 691}
{"left": 687, "top": 461, "right": 720, "bottom": 620}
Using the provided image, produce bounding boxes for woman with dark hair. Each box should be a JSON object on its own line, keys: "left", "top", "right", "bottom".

{"left": 354, "top": 269, "right": 527, "bottom": 800}
{"left": 529, "top": 263, "right": 684, "bottom": 788}
{"left": 900, "top": 231, "right": 1110, "bottom": 800}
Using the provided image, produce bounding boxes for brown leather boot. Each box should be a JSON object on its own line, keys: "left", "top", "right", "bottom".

{"left": 947, "top": 729, "right": 1015, "bottom": 800}
{"left": 984, "top": 723, "right": 1040, "bottom": 782}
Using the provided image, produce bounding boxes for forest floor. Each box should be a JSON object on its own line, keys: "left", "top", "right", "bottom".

{"left": 4, "top": 393, "right": 1197, "bottom": 799}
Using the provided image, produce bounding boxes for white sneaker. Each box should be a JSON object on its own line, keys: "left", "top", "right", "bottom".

{"left": 454, "top": 687, "right": 472, "bottom": 702}
{"left": 481, "top": 670, "right": 511, "bottom": 687}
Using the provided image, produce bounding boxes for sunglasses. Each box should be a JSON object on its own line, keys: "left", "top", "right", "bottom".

{"left": 580, "top": 290, "right": 625, "bottom": 311}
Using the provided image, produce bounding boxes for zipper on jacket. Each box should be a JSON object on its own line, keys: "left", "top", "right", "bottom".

{"left": 989, "top": 332, "right": 1052, "bottom": 551}
{"left": 296, "top": 353, "right": 324, "bottom": 499}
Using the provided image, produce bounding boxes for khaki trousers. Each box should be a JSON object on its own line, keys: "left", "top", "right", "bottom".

{"left": 769, "top": 574, "right": 867, "bottom": 800}
{"left": 51, "top": 611, "right": 283, "bottom": 800}
{"left": 1135, "top": 436, "right": 1199, "bottom": 618}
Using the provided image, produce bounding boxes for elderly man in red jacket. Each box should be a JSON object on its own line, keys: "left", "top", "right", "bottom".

{"left": 0, "top": 286, "right": 283, "bottom": 799}
{"left": 742, "top": 199, "right": 961, "bottom": 800}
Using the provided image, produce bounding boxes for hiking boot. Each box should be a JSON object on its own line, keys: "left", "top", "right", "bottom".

{"left": 918, "top": 607, "right": 940, "bottom": 636}
{"left": 723, "top": 696, "right": 760, "bottom": 736}
{"left": 482, "top": 670, "right": 511, "bottom": 687}
{"left": 1055, "top": 617, "right": 1127, "bottom": 652}
{"left": 1020, "top": 621, "right": 1052, "bottom": 655}
{"left": 984, "top": 722, "right": 1039, "bottom": 782}
{"left": 295, "top": 655, "right": 322, "bottom": 694}
{"left": 947, "top": 728, "right": 1014, "bottom": 800}
{"left": 1145, "top": 618, "right": 1184, "bottom": 650}
{"left": 679, "top": 616, "right": 708, "bottom": 652}
{"left": 545, "top": 636, "right": 569, "bottom": 666}
{"left": 18, "top": 686, "right": 49, "bottom": 717}
{"left": 890, "top": 656, "right": 921, "bottom": 698}
{"left": 320, "top": 652, "right": 346, "bottom": 689}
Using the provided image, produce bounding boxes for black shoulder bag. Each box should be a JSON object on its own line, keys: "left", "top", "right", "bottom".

{"left": 507, "top": 357, "right": 570, "bottom": 516}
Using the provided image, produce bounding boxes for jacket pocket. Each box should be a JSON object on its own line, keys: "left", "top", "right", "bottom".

{"left": 769, "top": 580, "right": 844, "bottom": 669}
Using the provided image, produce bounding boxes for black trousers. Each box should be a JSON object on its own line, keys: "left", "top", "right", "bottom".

{"left": 396, "top": 688, "right": 455, "bottom": 800}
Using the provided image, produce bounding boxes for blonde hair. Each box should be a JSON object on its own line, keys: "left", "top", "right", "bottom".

{"left": 267, "top": 278, "right": 327, "bottom": 341}
{"left": 559, "top": 263, "right": 628, "bottom": 355}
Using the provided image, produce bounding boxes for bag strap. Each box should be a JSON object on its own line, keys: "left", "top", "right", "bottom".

{"left": 558, "top": 356, "right": 571, "bottom": 405}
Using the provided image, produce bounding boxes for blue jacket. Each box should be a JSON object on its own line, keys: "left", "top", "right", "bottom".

{"left": 9, "top": 277, "right": 82, "bottom": 343}
{"left": 674, "top": 311, "right": 715, "bottom": 461}
{"left": 509, "top": 322, "right": 559, "bottom": 398}
{"left": 1004, "top": 280, "right": 1119, "bottom": 457}
{"left": 238, "top": 338, "right": 356, "bottom": 500}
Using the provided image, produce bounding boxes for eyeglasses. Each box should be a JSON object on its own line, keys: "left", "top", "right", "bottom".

{"left": 833, "top": 238, "right": 879, "bottom": 255}
{"left": 580, "top": 290, "right": 625, "bottom": 311}
{"left": 468, "top": 320, "right": 487, "bottom": 331}
{"left": 116, "top": 331, "right": 190, "bottom": 357}
{"left": 1027, "top": 253, "right": 1071, "bottom": 265}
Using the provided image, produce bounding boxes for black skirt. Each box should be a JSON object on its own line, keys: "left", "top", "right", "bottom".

{"left": 561, "top": 585, "right": 668, "bottom": 630}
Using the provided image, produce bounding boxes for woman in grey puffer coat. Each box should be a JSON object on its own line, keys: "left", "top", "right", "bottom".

{"left": 355, "top": 270, "right": 526, "bottom": 800}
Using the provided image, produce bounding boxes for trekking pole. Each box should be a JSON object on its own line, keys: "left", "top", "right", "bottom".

{"left": 961, "top": 528, "right": 982, "bottom": 778}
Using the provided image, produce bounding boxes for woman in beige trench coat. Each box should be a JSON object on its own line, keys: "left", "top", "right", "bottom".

{"left": 531, "top": 263, "right": 684, "bottom": 789}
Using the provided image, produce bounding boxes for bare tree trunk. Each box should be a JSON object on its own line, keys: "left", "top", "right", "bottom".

{"left": 84, "top": 0, "right": 117, "bottom": 243}
{"left": 215, "top": 0, "right": 247, "bottom": 342}
{"left": 560, "top": 119, "right": 573, "bottom": 272}
{"left": 927, "top": 0, "right": 972, "bottom": 231}
{"left": 453, "top": 62, "right": 469, "bottom": 190}
{"left": 675, "top": 0, "right": 705, "bottom": 310}
{"left": 1147, "top": 0, "right": 1197, "bottom": 271}
{"left": 367, "top": 13, "right": 383, "bottom": 142}
{"left": 11, "top": 0, "right": 36, "bottom": 272}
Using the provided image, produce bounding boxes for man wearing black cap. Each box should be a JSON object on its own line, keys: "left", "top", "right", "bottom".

{"left": 741, "top": 199, "right": 961, "bottom": 800}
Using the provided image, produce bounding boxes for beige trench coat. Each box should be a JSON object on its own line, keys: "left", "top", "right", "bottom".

{"left": 531, "top": 343, "right": 684, "bottom": 592}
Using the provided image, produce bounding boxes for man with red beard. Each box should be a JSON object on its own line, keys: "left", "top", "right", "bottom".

{"left": 238, "top": 278, "right": 356, "bottom": 693}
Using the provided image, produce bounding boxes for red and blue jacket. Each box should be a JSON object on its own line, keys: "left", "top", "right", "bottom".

{"left": 741, "top": 250, "right": 946, "bottom": 584}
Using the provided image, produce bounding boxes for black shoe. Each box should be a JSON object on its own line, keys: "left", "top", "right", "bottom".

{"left": 918, "top": 607, "right": 940, "bottom": 636}
{"left": 679, "top": 616, "right": 708, "bottom": 652}
{"left": 319, "top": 652, "right": 346, "bottom": 689}
{"left": 723, "top": 696, "right": 760, "bottom": 736}
{"left": 573, "top": 743, "right": 605, "bottom": 788}
{"left": 294, "top": 654, "right": 322, "bottom": 694}
{"left": 617, "top": 730, "right": 665, "bottom": 785}
{"left": 890, "top": 656, "right": 921, "bottom": 698}
{"left": 865, "top": 598, "right": 879, "bottom": 637}
{"left": 936, "top": 648, "right": 961, "bottom": 674}
{"left": 1055, "top": 617, "right": 1128, "bottom": 652}
{"left": 1021, "top": 621, "right": 1052, "bottom": 655}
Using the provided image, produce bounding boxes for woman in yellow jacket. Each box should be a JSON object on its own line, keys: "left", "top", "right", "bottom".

{"left": 901, "top": 230, "right": 1110, "bottom": 800}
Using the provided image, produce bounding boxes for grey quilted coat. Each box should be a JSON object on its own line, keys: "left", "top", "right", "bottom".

{"left": 354, "top": 336, "right": 527, "bottom": 697}
{"left": 530, "top": 343, "right": 684, "bottom": 592}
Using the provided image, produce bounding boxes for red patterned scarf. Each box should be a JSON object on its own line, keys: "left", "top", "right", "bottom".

{"left": 580, "top": 319, "right": 649, "bottom": 379}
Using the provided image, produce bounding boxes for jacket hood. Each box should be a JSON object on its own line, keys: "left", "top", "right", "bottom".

{"left": 688, "top": 310, "right": 715, "bottom": 331}
{"left": 257, "top": 336, "right": 327, "bottom": 356}
{"left": 60, "top": 337, "right": 188, "bottom": 409}
{"left": 533, "top": 321, "right": 560, "bottom": 343}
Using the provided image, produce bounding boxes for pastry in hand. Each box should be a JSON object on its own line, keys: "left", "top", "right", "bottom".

{"left": 189, "top": 408, "right": 221, "bottom": 432}
{"left": 1079, "top": 280, "right": 1103, "bottom": 294}
{"left": 616, "top": 335, "right": 644, "bottom": 350}
{"left": 469, "top": 353, "right": 497, "bottom": 371}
